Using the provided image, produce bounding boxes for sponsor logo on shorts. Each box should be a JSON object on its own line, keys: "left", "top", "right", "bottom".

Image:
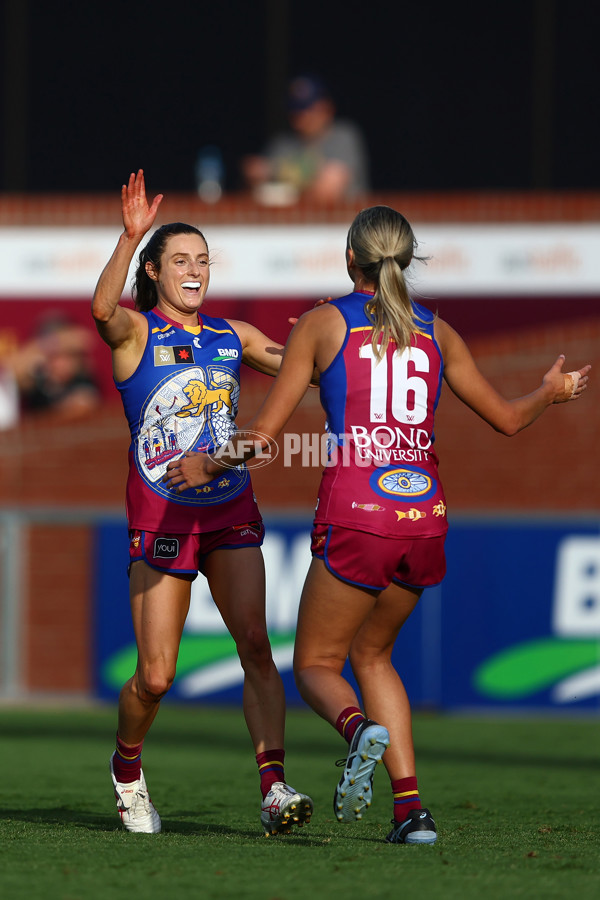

{"left": 153, "top": 538, "right": 180, "bottom": 559}
{"left": 233, "top": 522, "right": 262, "bottom": 538}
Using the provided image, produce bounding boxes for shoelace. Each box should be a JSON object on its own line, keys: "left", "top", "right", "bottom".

{"left": 130, "top": 789, "right": 151, "bottom": 813}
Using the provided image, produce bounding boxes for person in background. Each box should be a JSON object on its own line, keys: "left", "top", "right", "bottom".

{"left": 164, "top": 205, "right": 591, "bottom": 846}
{"left": 5, "top": 313, "right": 100, "bottom": 421}
{"left": 0, "top": 330, "right": 20, "bottom": 430}
{"left": 243, "top": 75, "right": 369, "bottom": 205}
{"left": 92, "top": 170, "right": 312, "bottom": 837}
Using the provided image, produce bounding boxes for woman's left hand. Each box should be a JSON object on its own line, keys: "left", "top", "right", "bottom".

{"left": 544, "top": 356, "right": 591, "bottom": 403}
{"left": 163, "top": 451, "right": 216, "bottom": 492}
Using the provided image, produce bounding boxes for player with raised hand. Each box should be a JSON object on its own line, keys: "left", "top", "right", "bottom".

{"left": 164, "top": 205, "right": 590, "bottom": 845}
{"left": 92, "top": 170, "right": 312, "bottom": 836}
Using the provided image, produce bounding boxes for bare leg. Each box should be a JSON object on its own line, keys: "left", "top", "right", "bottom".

{"left": 293, "top": 558, "right": 377, "bottom": 726}
{"left": 118, "top": 561, "right": 192, "bottom": 745}
{"left": 294, "top": 559, "right": 422, "bottom": 779}
{"left": 203, "top": 547, "right": 286, "bottom": 753}
{"left": 350, "top": 581, "right": 422, "bottom": 781}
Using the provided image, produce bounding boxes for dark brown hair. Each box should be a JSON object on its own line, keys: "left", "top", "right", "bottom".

{"left": 133, "top": 223, "right": 208, "bottom": 311}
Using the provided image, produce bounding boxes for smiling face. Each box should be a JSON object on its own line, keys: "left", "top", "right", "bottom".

{"left": 145, "top": 233, "right": 210, "bottom": 322}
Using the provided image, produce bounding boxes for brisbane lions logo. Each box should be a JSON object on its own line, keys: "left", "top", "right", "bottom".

{"left": 175, "top": 378, "right": 234, "bottom": 418}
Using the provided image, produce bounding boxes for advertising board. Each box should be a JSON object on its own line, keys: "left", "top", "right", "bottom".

{"left": 94, "top": 516, "right": 600, "bottom": 711}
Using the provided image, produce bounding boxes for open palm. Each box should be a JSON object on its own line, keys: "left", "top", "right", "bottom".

{"left": 121, "top": 169, "right": 163, "bottom": 240}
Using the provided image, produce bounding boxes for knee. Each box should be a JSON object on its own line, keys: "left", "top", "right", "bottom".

{"left": 236, "top": 624, "right": 273, "bottom": 672}
{"left": 293, "top": 655, "right": 343, "bottom": 700}
{"left": 134, "top": 661, "right": 176, "bottom": 704}
{"left": 293, "top": 660, "right": 310, "bottom": 700}
{"left": 349, "top": 643, "right": 389, "bottom": 674}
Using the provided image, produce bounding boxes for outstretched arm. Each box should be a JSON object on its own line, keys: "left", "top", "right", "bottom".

{"left": 164, "top": 311, "right": 321, "bottom": 490}
{"left": 230, "top": 317, "right": 320, "bottom": 384}
{"left": 92, "top": 170, "right": 163, "bottom": 354}
{"left": 226, "top": 319, "right": 284, "bottom": 377}
{"left": 438, "top": 319, "right": 591, "bottom": 435}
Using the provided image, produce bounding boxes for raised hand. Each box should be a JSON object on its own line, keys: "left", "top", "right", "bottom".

{"left": 121, "top": 169, "right": 163, "bottom": 240}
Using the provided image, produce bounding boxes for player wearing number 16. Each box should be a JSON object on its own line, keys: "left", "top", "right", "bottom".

{"left": 165, "top": 205, "right": 591, "bottom": 845}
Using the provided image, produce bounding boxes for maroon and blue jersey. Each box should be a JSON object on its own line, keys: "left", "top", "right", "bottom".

{"left": 117, "top": 308, "right": 259, "bottom": 532}
{"left": 315, "top": 291, "right": 448, "bottom": 539}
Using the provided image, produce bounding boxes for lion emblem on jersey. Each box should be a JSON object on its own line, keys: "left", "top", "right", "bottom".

{"left": 176, "top": 378, "right": 234, "bottom": 418}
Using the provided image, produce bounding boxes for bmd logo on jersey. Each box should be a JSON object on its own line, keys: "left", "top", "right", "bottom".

{"left": 213, "top": 348, "right": 239, "bottom": 361}
{"left": 153, "top": 538, "right": 180, "bottom": 559}
{"left": 369, "top": 466, "right": 437, "bottom": 502}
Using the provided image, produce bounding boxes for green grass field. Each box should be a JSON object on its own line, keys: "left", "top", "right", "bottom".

{"left": 0, "top": 705, "right": 598, "bottom": 899}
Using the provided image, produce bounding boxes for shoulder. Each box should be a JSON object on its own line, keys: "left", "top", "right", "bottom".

{"left": 202, "top": 313, "right": 234, "bottom": 331}
{"left": 287, "top": 302, "right": 347, "bottom": 356}
{"left": 325, "top": 120, "right": 366, "bottom": 148}
{"left": 432, "top": 317, "right": 450, "bottom": 344}
{"left": 214, "top": 318, "right": 248, "bottom": 347}
{"left": 412, "top": 299, "right": 436, "bottom": 322}
{"left": 433, "top": 317, "right": 470, "bottom": 362}
{"left": 298, "top": 300, "right": 347, "bottom": 329}
{"left": 95, "top": 303, "right": 148, "bottom": 352}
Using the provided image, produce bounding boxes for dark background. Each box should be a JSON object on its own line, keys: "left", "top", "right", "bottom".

{"left": 1, "top": 0, "right": 599, "bottom": 194}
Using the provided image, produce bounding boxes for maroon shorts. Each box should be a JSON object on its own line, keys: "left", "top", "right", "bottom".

{"left": 311, "top": 522, "right": 446, "bottom": 591}
{"left": 128, "top": 520, "right": 265, "bottom": 579}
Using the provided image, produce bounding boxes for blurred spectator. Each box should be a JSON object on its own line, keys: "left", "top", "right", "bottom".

{"left": 0, "top": 368, "right": 19, "bottom": 431}
{"left": 242, "top": 75, "right": 369, "bottom": 205}
{"left": 4, "top": 313, "right": 100, "bottom": 422}
{"left": 0, "top": 330, "right": 19, "bottom": 430}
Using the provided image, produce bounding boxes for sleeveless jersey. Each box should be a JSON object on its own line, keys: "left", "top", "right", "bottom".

{"left": 315, "top": 291, "right": 447, "bottom": 539}
{"left": 117, "top": 308, "right": 259, "bottom": 532}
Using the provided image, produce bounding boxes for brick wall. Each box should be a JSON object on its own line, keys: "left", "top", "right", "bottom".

{"left": 25, "top": 524, "right": 93, "bottom": 693}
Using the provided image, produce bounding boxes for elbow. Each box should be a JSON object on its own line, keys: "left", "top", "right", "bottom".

{"left": 91, "top": 300, "right": 108, "bottom": 325}
{"left": 91, "top": 299, "right": 116, "bottom": 327}
{"left": 492, "top": 414, "right": 521, "bottom": 437}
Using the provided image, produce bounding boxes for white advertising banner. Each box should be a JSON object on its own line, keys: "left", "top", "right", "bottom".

{"left": 0, "top": 224, "right": 598, "bottom": 298}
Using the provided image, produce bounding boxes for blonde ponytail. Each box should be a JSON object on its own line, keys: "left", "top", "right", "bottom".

{"left": 347, "top": 206, "right": 428, "bottom": 360}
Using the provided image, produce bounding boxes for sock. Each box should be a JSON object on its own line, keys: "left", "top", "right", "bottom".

{"left": 335, "top": 707, "right": 365, "bottom": 744}
{"left": 256, "top": 749, "right": 285, "bottom": 799}
{"left": 392, "top": 776, "right": 422, "bottom": 822}
{"left": 112, "top": 733, "right": 143, "bottom": 784}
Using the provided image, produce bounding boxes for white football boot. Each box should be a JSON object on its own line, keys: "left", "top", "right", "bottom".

{"left": 110, "top": 752, "right": 161, "bottom": 833}
{"left": 260, "top": 781, "right": 313, "bottom": 835}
